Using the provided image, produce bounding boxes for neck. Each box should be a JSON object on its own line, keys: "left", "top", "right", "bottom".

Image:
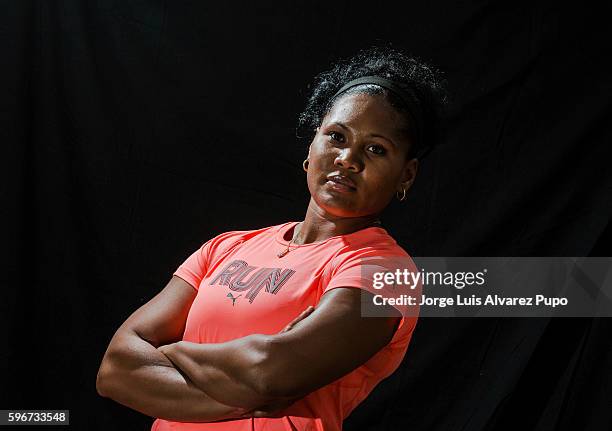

{"left": 293, "top": 199, "right": 381, "bottom": 245}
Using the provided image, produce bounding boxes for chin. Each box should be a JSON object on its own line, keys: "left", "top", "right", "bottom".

{"left": 316, "top": 196, "right": 374, "bottom": 219}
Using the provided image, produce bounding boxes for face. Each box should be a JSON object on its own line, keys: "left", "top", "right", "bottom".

{"left": 306, "top": 92, "right": 418, "bottom": 218}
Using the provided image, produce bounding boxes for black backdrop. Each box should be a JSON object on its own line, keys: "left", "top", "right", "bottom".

{"left": 2, "top": 1, "right": 612, "bottom": 430}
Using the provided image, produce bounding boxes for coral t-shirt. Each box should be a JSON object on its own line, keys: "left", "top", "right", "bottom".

{"left": 152, "top": 222, "right": 419, "bottom": 431}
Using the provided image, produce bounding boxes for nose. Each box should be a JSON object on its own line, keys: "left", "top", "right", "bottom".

{"left": 334, "top": 148, "right": 363, "bottom": 172}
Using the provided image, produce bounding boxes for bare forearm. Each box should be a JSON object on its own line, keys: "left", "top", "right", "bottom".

{"left": 158, "top": 300, "right": 391, "bottom": 406}
{"left": 157, "top": 308, "right": 318, "bottom": 415}
{"left": 97, "top": 331, "right": 249, "bottom": 422}
{"left": 159, "top": 336, "right": 299, "bottom": 408}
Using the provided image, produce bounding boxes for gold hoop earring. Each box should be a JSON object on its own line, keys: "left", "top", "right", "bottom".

{"left": 396, "top": 187, "right": 407, "bottom": 202}
{"left": 303, "top": 159, "right": 309, "bottom": 171}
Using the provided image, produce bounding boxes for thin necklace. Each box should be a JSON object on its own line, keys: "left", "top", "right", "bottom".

{"left": 277, "top": 222, "right": 302, "bottom": 258}
{"left": 277, "top": 220, "right": 382, "bottom": 258}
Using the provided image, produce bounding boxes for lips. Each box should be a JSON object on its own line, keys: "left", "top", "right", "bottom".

{"left": 326, "top": 174, "right": 357, "bottom": 190}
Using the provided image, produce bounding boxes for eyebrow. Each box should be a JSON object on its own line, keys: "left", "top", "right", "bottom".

{"left": 330, "top": 121, "right": 397, "bottom": 147}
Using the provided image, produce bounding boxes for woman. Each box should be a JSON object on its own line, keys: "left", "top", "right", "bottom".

{"left": 96, "top": 46, "right": 446, "bottom": 430}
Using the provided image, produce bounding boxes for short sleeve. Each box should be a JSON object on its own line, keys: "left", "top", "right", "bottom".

{"left": 173, "top": 230, "right": 251, "bottom": 290}
{"left": 322, "top": 248, "right": 421, "bottom": 341}
{"left": 173, "top": 239, "right": 214, "bottom": 290}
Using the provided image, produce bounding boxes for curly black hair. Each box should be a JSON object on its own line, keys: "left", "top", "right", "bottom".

{"left": 297, "top": 46, "right": 448, "bottom": 159}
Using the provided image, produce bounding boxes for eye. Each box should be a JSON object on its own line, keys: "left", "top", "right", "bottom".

{"left": 367, "top": 144, "right": 386, "bottom": 155}
{"left": 328, "top": 131, "right": 345, "bottom": 143}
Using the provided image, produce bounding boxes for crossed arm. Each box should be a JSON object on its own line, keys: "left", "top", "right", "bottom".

{"left": 96, "top": 275, "right": 401, "bottom": 422}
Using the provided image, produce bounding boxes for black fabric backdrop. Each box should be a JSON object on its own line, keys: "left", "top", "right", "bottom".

{"left": 2, "top": 1, "right": 612, "bottom": 430}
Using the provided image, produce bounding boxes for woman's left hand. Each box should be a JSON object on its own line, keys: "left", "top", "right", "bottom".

{"left": 279, "top": 306, "right": 315, "bottom": 333}
{"left": 157, "top": 304, "right": 315, "bottom": 360}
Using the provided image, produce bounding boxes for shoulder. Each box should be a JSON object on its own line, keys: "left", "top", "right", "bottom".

{"left": 330, "top": 227, "right": 412, "bottom": 270}
{"left": 321, "top": 228, "right": 418, "bottom": 303}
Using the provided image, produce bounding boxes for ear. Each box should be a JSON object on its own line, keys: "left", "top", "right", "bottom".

{"left": 398, "top": 158, "right": 418, "bottom": 192}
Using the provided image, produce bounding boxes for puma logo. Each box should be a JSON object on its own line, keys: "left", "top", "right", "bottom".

{"left": 226, "top": 292, "right": 242, "bottom": 306}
